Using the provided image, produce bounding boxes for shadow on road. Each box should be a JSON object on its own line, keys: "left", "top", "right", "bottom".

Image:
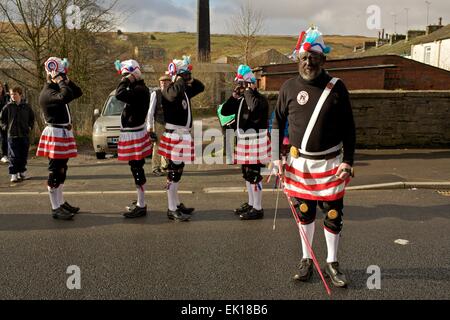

{"left": 1, "top": 201, "right": 449, "bottom": 232}
{"left": 355, "top": 150, "right": 450, "bottom": 161}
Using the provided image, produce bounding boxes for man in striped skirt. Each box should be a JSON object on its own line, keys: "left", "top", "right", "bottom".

{"left": 37, "top": 57, "right": 83, "bottom": 220}
{"left": 221, "top": 65, "right": 270, "bottom": 220}
{"left": 114, "top": 59, "right": 153, "bottom": 218}
{"left": 157, "top": 56, "right": 204, "bottom": 222}
{"left": 272, "top": 26, "right": 356, "bottom": 288}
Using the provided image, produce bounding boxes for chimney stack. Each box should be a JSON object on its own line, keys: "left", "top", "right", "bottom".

{"left": 197, "top": 0, "right": 211, "bottom": 63}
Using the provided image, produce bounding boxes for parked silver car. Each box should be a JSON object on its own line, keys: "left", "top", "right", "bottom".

{"left": 92, "top": 90, "right": 124, "bottom": 159}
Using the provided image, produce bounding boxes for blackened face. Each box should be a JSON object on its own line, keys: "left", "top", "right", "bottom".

{"left": 179, "top": 72, "right": 192, "bottom": 82}
{"left": 298, "top": 51, "right": 325, "bottom": 81}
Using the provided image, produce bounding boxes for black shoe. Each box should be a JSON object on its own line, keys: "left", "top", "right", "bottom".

{"left": 123, "top": 205, "right": 147, "bottom": 218}
{"left": 167, "top": 209, "right": 191, "bottom": 222}
{"left": 234, "top": 202, "right": 252, "bottom": 215}
{"left": 240, "top": 208, "right": 264, "bottom": 220}
{"left": 177, "top": 203, "right": 194, "bottom": 215}
{"left": 293, "top": 258, "right": 313, "bottom": 282}
{"left": 152, "top": 168, "right": 165, "bottom": 176}
{"left": 324, "top": 262, "right": 348, "bottom": 288}
{"left": 52, "top": 207, "right": 75, "bottom": 220}
{"left": 61, "top": 201, "right": 80, "bottom": 214}
{"left": 126, "top": 200, "right": 137, "bottom": 212}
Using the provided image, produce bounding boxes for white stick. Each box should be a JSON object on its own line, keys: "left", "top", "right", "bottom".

{"left": 272, "top": 179, "right": 281, "bottom": 231}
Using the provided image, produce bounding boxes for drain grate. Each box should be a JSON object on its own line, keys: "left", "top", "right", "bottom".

{"left": 436, "top": 190, "right": 450, "bottom": 197}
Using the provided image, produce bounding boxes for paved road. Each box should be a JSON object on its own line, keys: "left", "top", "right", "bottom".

{"left": 0, "top": 150, "right": 449, "bottom": 300}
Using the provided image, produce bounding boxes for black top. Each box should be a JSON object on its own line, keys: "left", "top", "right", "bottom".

{"left": 221, "top": 88, "right": 269, "bottom": 131}
{"left": 0, "top": 101, "right": 35, "bottom": 138}
{"left": 39, "top": 81, "right": 83, "bottom": 125}
{"left": 116, "top": 78, "right": 150, "bottom": 129}
{"left": 153, "top": 89, "right": 165, "bottom": 125}
{"left": 272, "top": 70, "right": 356, "bottom": 165}
{"left": 161, "top": 77, "right": 205, "bottom": 129}
{"left": 0, "top": 93, "right": 10, "bottom": 111}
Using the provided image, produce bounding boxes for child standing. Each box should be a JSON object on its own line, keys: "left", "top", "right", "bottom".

{"left": 0, "top": 87, "right": 35, "bottom": 182}
{"left": 0, "top": 81, "right": 10, "bottom": 163}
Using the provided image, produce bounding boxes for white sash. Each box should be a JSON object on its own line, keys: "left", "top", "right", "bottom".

{"left": 300, "top": 77, "right": 340, "bottom": 152}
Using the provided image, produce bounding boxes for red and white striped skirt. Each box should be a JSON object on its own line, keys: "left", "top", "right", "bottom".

{"left": 118, "top": 128, "right": 153, "bottom": 161}
{"left": 284, "top": 153, "right": 350, "bottom": 201}
{"left": 36, "top": 126, "right": 77, "bottom": 159}
{"left": 158, "top": 131, "right": 194, "bottom": 163}
{"left": 235, "top": 132, "right": 271, "bottom": 165}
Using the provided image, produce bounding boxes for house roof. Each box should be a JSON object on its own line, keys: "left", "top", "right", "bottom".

{"left": 349, "top": 24, "right": 450, "bottom": 58}
{"left": 214, "top": 49, "right": 291, "bottom": 66}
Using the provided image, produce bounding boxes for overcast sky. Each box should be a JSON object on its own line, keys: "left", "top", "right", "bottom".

{"left": 112, "top": 0, "right": 449, "bottom": 37}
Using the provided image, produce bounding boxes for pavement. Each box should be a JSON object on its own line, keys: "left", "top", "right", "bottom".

{"left": 0, "top": 147, "right": 449, "bottom": 300}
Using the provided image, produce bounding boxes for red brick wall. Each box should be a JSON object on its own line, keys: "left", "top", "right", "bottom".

{"left": 259, "top": 55, "right": 450, "bottom": 91}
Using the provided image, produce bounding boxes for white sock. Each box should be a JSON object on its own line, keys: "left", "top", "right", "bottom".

{"left": 173, "top": 182, "right": 180, "bottom": 206}
{"left": 48, "top": 186, "right": 60, "bottom": 210}
{"left": 136, "top": 184, "right": 146, "bottom": 208}
{"left": 246, "top": 181, "right": 254, "bottom": 206}
{"left": 300, "top": 222, "right": 315, "bottom": 259}
{"left": 252, "top": 183, "right": 262, "bottom": 210}
{"left": 167, "top": 182, "right": 178, "bottom": 211}
{"left": 58, "top": 185, "right": 65, "bottom": 206}
{"left": 324, "top": 228, "right": 340, "bottom": 263}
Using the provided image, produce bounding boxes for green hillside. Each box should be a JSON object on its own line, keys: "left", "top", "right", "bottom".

{"left": 112, "top": 32, "right": 375, "bottom": 61}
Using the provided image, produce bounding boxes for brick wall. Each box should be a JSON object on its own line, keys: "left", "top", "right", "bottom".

{"left": 258, "top": 55, "right": 450, "bottom": 91}
{"left": 264, "top": 90, "right": 450, "bottom": 148}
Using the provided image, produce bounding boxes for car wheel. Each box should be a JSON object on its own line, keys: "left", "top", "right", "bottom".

{"left": 96, "top": 152, "right": 106, "bottom": 159}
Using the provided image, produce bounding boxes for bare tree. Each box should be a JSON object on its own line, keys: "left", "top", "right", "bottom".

{"left": 0, "top": 0, "right": 61, "bottom": 91}
{"left": 0, "top": 0, "right": 123, "bottom": 133}
{"left": 230, "top": 0, "right": 265, "bottom": 65}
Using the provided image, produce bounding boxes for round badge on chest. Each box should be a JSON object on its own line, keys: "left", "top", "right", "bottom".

{"left": 182, "top": 100, "right": 188, "bottom": 110}
{"left": 297, "top": 91, "right": 309, "bottom": 106}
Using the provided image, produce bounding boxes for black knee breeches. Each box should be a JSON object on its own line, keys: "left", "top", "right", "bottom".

{"left": 129, "top": 159, "right": 146, "bottom": 186}
{"left": 167, "top": 160, "right": 184, "bottom": 183}
{"left": 241, "top": 164, "right": 263, "bottom": 184}
{"left": 294, "top": 198, "right": 344, "bottom": 233}
{"left": 48, "top": 159, "right": 69, "bottom": 188}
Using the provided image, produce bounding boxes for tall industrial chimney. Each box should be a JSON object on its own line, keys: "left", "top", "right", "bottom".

{"left": 197, "top": 0, "right": 211, "bottom": 63}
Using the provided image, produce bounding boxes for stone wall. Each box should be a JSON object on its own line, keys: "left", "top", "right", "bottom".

{"left": 264, "top": 90, "right": 450, "bottom": 148}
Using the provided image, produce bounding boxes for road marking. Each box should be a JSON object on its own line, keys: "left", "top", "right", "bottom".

{"left": 204, "top": 187, "right": 283, "bottom": 193}
{"left": 394, "top": 239, "right": 410, "bottom": 245}
{"left": 0, "top": 191, "right": 194, "bottom": 196}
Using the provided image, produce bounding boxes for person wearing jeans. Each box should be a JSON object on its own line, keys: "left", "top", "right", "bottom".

{"left": 0, "top": 86, "right": 34, "bottom": 182}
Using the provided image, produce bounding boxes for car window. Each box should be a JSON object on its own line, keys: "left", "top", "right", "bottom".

{"left": 102, "top": 95, "right": 125, "bottom": 116}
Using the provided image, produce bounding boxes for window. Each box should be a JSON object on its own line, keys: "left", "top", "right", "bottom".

{"left": 424, "top": 46, "right": 432, "bottom": 65}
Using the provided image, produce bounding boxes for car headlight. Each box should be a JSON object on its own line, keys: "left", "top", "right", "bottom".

{"left": 93, "top": 123, "right": 105, "bottom": 134}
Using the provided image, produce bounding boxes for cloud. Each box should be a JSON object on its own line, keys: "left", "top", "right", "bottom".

{"left": 112, "top": 0, "right": 449, "bottom": 36}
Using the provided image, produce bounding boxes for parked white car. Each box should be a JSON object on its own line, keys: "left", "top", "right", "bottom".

{"left": 92, "top": 90, "right": 124, "bottom": 159}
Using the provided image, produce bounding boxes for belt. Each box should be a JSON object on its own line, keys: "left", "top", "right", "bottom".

{"left": 121, "top": 127, "right": 145, "bottom": 133}
{"left": 165, "top": 129, "right": 190, "bottom": 134}
{"left": 290, "top": 146, "right": 341, "bottom": 160}
{"left": 48, "top": 124, "right": 72, "bottom": 130}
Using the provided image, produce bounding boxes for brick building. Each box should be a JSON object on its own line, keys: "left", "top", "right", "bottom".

{"left": 255, "top": 55, "right": 450, "bottom": 91}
